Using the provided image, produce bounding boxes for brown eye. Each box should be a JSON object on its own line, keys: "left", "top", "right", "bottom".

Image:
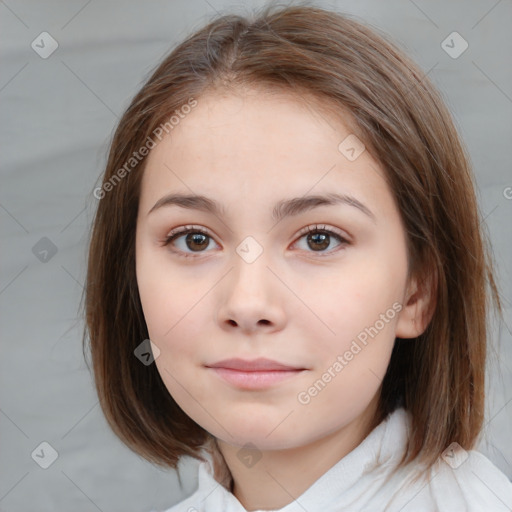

{"left": 162, "top": 226, "right": 218, "bottom": 258}
{"left": 183, "top": 232, "right": 210, "bottom": 251}
{"left": 294, "top": 225, "right": 349, "bottom": 255}
{"left": 162, "top": 224, "right": 349, "bottom": 259}
{"left": 306, "top": 232, "right": 330, "bottom": 251}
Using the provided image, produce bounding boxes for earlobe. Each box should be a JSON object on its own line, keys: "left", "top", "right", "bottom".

{"left": 395, "top": 270, "right": 437, "bottom": 339}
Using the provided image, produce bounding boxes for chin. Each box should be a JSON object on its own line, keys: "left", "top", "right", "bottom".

{"left": 214, "top": 424, "right": 306, "bottom": 451}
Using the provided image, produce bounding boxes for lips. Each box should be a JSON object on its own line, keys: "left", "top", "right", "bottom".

{"left": 205, "top": 358, "right": 307, "bottom": 390}
{"left": 205, "top": 357, "right": 305, "bottom": 372}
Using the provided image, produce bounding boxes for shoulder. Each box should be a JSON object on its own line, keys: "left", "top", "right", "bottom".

{"left": 147, "top": 488, "right": 202, "bottom": 512}
{"left": 435, "top": 448, "right": 512, "bottom": 510}
{"left": 148, "top": 457, "right": 221, "bottom": 512}
{"left": 389, "top": 446, "right": 512, "bottom": 512}
{"left": 374, "top": 409, "right": 512, "bottom": 511}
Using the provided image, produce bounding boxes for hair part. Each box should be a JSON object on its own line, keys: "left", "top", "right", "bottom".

{"left": 82, "top": 3, "right": 502, "bottom": 487}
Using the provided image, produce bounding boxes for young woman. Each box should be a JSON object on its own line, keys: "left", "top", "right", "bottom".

{"left": 83, "top": 5, "right": 512, "bottom": 511}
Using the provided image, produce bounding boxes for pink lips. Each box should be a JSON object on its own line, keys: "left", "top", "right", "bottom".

{"left": 205, "top": 358, "right": 307, "bottom": 389}
{"left": 207, "top": 357, "right": 304, "bottom": 371}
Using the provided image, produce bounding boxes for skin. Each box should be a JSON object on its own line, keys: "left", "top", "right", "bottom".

{"left": 135, "top": 87, "right": 432, "bottom": 510}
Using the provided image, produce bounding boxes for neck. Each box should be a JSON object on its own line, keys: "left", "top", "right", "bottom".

{"left": 216, "top": 399, "right": 380, "bottom": 511}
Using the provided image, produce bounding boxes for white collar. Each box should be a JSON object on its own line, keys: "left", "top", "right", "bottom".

{"left": 192, "top": 407, "right": 412, "bottom": 511}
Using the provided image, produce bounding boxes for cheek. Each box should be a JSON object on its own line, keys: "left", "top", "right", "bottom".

{"left": 136, "top": 242, "right": 206, "bottom": 343}
{"left": 295, "top": 262, "right": 405, "bottom": 408}
{"left": 138, "top": 281, "right": 205, "bottom": 356}
{"left": 299, "top": 261, "right": 404, "bottom": 350}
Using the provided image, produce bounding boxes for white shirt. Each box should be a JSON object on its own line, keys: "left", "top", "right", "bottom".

{"left": 159, "top": 407, "right": 512, "bottom": 511}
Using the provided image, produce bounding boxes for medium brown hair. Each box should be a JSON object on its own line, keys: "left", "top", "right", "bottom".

{"left": 82, "top": 3, "right": 502, "bottom": 485}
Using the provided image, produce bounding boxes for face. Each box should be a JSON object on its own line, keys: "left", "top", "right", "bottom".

{"left": 135, "top": 88, "right": 413, "bottom": 452}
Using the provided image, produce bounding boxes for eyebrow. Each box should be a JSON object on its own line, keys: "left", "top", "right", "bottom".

{"left": 147, "top": 192, "right": 376, "bottom": 223}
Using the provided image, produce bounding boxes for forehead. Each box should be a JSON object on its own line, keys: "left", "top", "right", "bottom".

{"left": 147, "top": 87, "right": 357, "bottom": 161}
{"left": 138, "top": 88, "right": 390, "bottom": 218}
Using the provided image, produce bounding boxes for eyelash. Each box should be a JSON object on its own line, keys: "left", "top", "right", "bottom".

{"left": 161, "top": 224, "right": 350, "bottom": 259}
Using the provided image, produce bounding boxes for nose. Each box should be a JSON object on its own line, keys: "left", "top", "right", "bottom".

{"left": 215, "top": 251, "right": 287, "bottom": 335}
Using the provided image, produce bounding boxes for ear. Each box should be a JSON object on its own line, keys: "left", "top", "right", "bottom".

{"left": 395, "top": 269, "right": 437, "bottom": 339}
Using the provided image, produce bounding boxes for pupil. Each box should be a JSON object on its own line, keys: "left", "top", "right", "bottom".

{"left": 187, "top": 233, "right": 208, "bottom": 251}
{"left": 309, "top": 232, "right": 329, "bottom": 251}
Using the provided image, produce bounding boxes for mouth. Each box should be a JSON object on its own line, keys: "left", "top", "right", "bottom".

{"left": 205, "top": 358, "right": 308, "bottom": 390}
{"left": 205, "top": 357, "right": 306, "bottom": 372}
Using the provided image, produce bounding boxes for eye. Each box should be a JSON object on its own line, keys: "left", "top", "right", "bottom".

{"left": 161, "top": 224, "right": 350, "bottom": 259}
{"left": 292, "top": 224, "right": 349, "bottom": 256}
{"left": 161, "top": 225, "right": 218, "bottom": 258}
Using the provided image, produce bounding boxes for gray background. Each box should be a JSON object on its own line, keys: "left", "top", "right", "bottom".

{"left": 1, "top": 0, "right": 511, "bottom": 511}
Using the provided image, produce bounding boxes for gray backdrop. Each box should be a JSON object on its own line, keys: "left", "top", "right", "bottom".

{"left": 1, "top": 1, "right": 511, "bottom": 511}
